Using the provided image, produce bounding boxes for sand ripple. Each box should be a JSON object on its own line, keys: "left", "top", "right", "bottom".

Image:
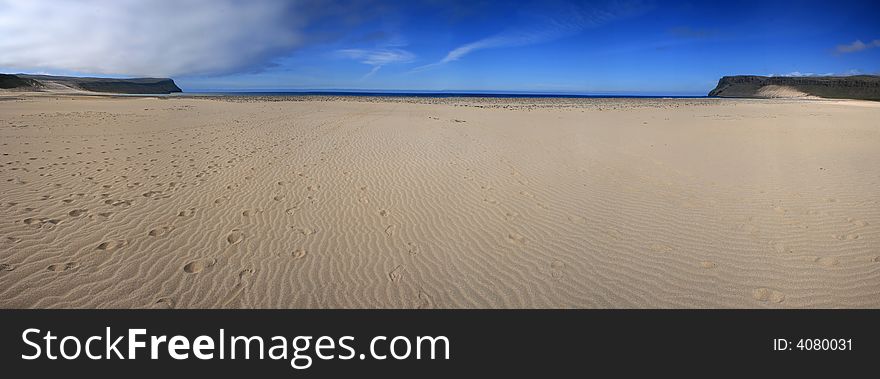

{"left": 1, "top": 96, "right": 879, "bottom": 308}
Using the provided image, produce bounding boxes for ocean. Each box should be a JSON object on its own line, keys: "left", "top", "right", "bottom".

{"left": 177, "top": 91, "right": 708, "bottom": 99}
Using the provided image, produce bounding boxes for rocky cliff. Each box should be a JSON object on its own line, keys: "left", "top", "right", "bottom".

{"left": 709, "top": 75, "right": 880, "bottom": 100}
{"left": 1, "top": 73, "right": 182, "bottom": 94}
{"left": 0, "top": 74, "right": 42, "bottom": 89}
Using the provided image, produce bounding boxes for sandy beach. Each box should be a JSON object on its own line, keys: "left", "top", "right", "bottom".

{"left": 1, "top": 94, "right": 878, "bottom": 308}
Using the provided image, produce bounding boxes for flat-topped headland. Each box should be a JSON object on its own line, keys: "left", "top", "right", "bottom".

{"left": 709, "top": 75, "right": 880, "bottom": 100}
{"left": 0, "top": 73, "right": 181, "bottom": 94}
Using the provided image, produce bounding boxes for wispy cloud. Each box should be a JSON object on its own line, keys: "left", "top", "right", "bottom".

{"left": 769, "top": 69, "right": 864, "bottom": 77}
{"left": 412, "top": 0, "right": 649, "bottom": 72}
{"left": 336, "top": 48, "right": 415, "bottom": 78}
{"left": 413, "top": 28, "right": 561, "bottom": 72}
{"left": 772, "top": 71, "right": 835, "bottom": 77}
{"left": 835, "top": 39, "right": 880, "bottom": 54}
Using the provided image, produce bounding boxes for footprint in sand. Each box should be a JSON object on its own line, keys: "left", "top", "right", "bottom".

{"left": 152, "top": 298, "right": 175, "bottom": 309}
{"left": 388, "top": 265, "right": 405, "bottom": 283}
{"left": 22, "top": 218, "right": 41, "bottom": 228}
{"left": 769, "top": 241, "right": 792, "bottom": 254}
{"left": 220, "top": 268, "right": 256, "bottom": 307}
{"left": 177, "top": 209, "right": 195, "bottom": 217}
{"left": 384, "top": 225, "right": 395, "bottom": 237}
{"left": 378, "top": 209, "right": 388, "bottom": 216}
{"left": 237, "top": 268, "right": 255, "bottom": 282}
{"left": 23, "top": 217, "right": 61, "bottom": 229}
{"left": 407, "top": 242, "right": 421, "bottom": 255}
{"left": 845, "top": 218, "right": 869, "bottom": 227}
{"left": 47, "top": 262, "right": 79, "bottom": 272}
{"left": 567, "top": 215, "right": 586, "bottom": 224}
{"left": 67, "top": 209, "right": 87, "bottom": 217}
{"left": 96, "top": 240, "right": 126, "bottom": 251}
{"left": 699, "top": 261, "right": 718, "bottom": 269}
{"left": 549, "top": 260, "right": 566, "bottom": 279}
{"left": 183, "top": 258, "right": 216, "bottom": 274}
{"left": 833, "top": 233, "right": 860, "bottom": 241}
{"left": 752, "top": 288, "right": 786, "bottom": 304}
{"left": 649, "top": 243, "right": 673, "bottom": 254}
{"left": 242, "top": 209, "right": 264, "bottom": 217}
{"left": 226, "top": 229, "right": 244, "bottom": 245}
{"left": 148, "top": 226, "right": 172, "bottom": 237}
{"left": 812, "top": 256, "right": 840, "bottom": 267}
{"left": 415, "top": 292, "right": 432, "bottom": 309}
{"left": 294, "top": 227, "right": 317, "bottom": 237}
{"left": 0, "top": 263, "right": 16, "bottom": 272}
{"left": 601, "top": 227, "right": 623, "bottom": 240}
{"left": 507, "top": 233, "right": 527, "bottom": 244}
{"left": 142, "top": 190, "right": 162, "bottom": 198}
{"left": 273, "top": 195, "right": 285, "bottom": 201}
{"left": 289, "top": 249, "right": 308, "bottom": 260}
{"left": 735, "top": 222, "right": 760, "bottom": 236}
{"left": 107, "top": 199, "right": 133, "bottom": 207}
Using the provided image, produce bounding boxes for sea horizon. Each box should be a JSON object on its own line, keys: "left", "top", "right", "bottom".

{"left": 178, "top": 90, "right": 709, "bottom": 99}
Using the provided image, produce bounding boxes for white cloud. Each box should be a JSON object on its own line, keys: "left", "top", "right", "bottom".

{"left": 835, "top": 39, "right": 880, "bottom": 54}
{"left": 336, "top": 48, "right": 415, "bottom": 78}
{"left": 0, "top": 0, "right": 311, "bottom": 77}
{"left": 781, "top": 72, "right": 831, "bottom": 77}
{"left": 337, "top": 48, "right": 415, "bottom": 66}
{"left": 769, "top": 71, "right": 860, "bottom": 77}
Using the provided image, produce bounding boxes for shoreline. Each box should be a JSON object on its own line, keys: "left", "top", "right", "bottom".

{"left": 8, "top": 87, "right": 880, "bottom": 105}
{"left": 7, "top": 89, "right": 878, "bottom": 103}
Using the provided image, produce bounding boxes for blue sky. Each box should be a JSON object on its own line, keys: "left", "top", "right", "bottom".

{"left": 1, "top": 0, "right": 879, "bottom": 94}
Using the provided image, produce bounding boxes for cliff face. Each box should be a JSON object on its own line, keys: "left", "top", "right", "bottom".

{"left": 2, "top": 73, "right": 182, "bottom": 94}
{"left": 709, "top": 75, "right": 880, "bottom": 100}
{"left": 0, "top": 73, "right": 42, "bottom": 89}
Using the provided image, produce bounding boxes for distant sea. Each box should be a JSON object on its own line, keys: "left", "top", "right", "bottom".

{"left": 178, "top": 91, "right": 708, "bottom": 99}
